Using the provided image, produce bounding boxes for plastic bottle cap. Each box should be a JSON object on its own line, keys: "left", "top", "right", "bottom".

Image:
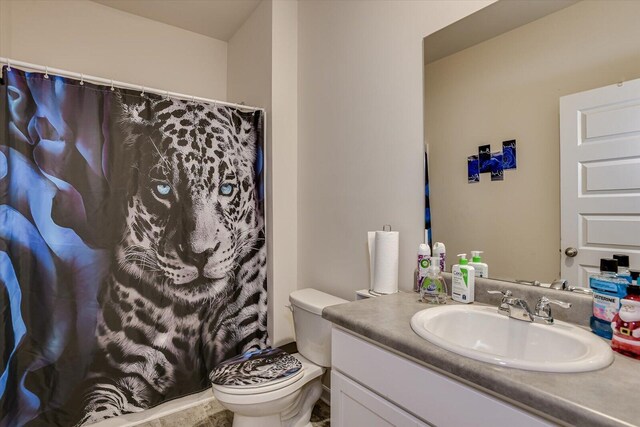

{"left": 457, "top": 253, "right": 468, "bottom": 265}
{"left": 600, "top": 258, "right": 618, "bottom": 273}
{"left": 612, "top": 254, "right": 630, "bottom": 267}
{"left": 471, "top": 250, "right": 483, "bottom": 262}
{"left": 433, "top": 242, "right": 445, "bottom": 253}
{"left": 626, "top": 284, "right": 640, "bottom": 295}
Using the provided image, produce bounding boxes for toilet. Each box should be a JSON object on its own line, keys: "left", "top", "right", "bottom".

{"left": 211, "top": 288, "right": 347, "bottom": 427}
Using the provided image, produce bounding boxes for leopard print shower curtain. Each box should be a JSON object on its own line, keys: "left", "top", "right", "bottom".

{"left": 0, "top": 66, "right": 268, "bottom": 426}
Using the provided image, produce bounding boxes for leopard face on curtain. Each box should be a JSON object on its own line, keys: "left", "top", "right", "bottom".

{"left": 0, "top": 67, "right": 268, "bottom": 426}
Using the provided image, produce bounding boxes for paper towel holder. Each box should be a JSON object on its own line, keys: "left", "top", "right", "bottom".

{"left": 368, "top": 224, "right": 399, "bottom": 297}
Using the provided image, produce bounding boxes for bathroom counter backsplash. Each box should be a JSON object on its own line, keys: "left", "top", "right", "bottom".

{"left": 456, "top": 273, "right": 594, "bottom": 327}
{"left": 323, "top": 283, "right": 640, "bottom": 427}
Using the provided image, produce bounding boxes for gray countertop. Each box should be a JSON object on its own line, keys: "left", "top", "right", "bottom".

{"left": 323, "top": 292, "right": 640, "bottom": 427}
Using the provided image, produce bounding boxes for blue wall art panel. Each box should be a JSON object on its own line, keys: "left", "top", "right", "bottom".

{"left": 467, "top": 155, "right": 479, "bottom": 183}
{"left": 0, "top": 66, "right": 268, "bottom": 426}
{"left": 467, "top": 140, "right": 517, "bottom": 183}
{"left": 502, "top": 139, "right": 517, "bottom": 170}
{"left": 490, "top": 151, "right": 504, "bottom": 181}
{"left": 478, "top": 144, "right": 492, "bottom": 174}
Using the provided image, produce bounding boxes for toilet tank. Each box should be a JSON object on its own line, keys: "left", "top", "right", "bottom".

{"left": 289, "top": 288, "right": 348, "bottom": 367}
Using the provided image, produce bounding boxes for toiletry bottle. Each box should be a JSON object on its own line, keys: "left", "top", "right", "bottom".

{"left": 469, "top": 250, "right": 488, "bottom": 278}
{"left": 590, "top": 258, "right": 629, "bottom": 339}
{"left": 415, "top": 243, "right": 431, "bottom": 292}
{"left": 452, "top": 254, "right": 475, "bottom": 303}
{"left": 632, "top": 270, "right": 640, "bottom": 286}
{"left": 611, "top": 283, "right": 640, "bottom": 360}
{"left": 433, "top": 242, "right": 446, "bottom": 273}
{"left": 613, "top": 254, "right": 633, "bottom": 283}
{"left": 420, "top": 256, "right": 447, "bottom": 304}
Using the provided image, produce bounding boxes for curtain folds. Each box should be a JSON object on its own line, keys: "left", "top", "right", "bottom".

{"left": 0, "top": 67, "right": 267, "bottom": 426}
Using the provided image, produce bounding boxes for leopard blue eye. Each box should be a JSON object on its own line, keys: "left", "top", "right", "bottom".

{"left": 220, "top": 183, "right": 234, "bottom": 196}
{"left": 156, "top": 184, "right": 171, "bottom": 196}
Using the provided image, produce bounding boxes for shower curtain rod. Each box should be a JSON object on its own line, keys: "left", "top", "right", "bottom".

{"left": 0, "top": 57, "right": 264, "bottom": 112}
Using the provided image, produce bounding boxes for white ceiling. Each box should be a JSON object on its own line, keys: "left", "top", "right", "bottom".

{"left": 92, "top": 0, "right": 261, "bottom": 41}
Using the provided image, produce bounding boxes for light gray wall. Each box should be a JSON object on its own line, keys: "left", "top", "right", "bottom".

{"left": 425, "top": 0, "right": 640, "bottom": 284}
{"left": 227, "top": 0, "right": 299, "bottom": 346}
{"left": 270, "top": 0, "right": 299, "bottom": 345}
{"left": 297, "top": 0, "right": 493, "bottom": 301}
{"left": 227, "top": 0, "right": 272, "bottom": 112}
{"left": 0, "top": 0, "right": 228, "bottom": 100}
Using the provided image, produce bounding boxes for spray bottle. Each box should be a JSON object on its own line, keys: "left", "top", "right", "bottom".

{"left": 433, "top": 242, "right": 446, "bottom": 273}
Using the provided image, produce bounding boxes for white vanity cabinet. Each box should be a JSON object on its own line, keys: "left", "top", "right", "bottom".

{"left": 332, "top": 371, "right": 428, "bottom": 427}
{"left": 331, "top": 328, "right": 554, "bottom": 427}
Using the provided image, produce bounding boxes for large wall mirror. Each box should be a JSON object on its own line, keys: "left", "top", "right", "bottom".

{"left": 424, "top": 0, "right": 640, "bottom": 286}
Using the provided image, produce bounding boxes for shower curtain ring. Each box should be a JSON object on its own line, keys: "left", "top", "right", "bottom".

{"left": 165, "top": 91, "right": 170, "bottom": 100}
{"left": 44, "top": 66, "right": 49, "bottom": 79}
{"left": 110, "top": 80, "right": 115, "bottom": 91}
{"left": 140, "top": 86, "right": 145, "bottom": 96}
{"left": 6, "top": 59, "right": 11, "bottom": 71}
{"left": 80, "top": 73, "right": 84, "bottom": 86}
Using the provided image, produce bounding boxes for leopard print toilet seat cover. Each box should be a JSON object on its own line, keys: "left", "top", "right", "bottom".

{"left": 210, "top": 348, "right": 303, "bottom": 388}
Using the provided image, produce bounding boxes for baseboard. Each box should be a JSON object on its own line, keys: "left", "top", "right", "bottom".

{"left": 320, "top": 384, "right": 331, "bottom": 406}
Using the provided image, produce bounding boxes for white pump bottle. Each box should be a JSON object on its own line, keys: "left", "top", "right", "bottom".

{"left": 469, "top": 251, "right": 489, "bottom": 278}
{"left": 452, "top": 254, "right": 475, "bottom": 303}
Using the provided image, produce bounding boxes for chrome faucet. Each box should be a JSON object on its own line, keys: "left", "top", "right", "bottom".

{"left": 515, "top": 278, "right": 569, "bottom": 290}
{"left": 487, "top": 290, "right": 571, "bottom": 324}
{"left": 533, "top": 296, "right": 572, "bottom": 324}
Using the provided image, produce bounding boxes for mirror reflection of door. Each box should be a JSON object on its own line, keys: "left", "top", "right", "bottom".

{"left": 560, "top": 79, "right": 640, "bottom": 287}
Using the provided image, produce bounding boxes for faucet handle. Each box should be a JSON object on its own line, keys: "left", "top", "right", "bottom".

{"left": 567, "top": 286, "right": 593, "bottom": 295}
{"left": 544, "top": 297, "right": 572, "bottom": 309}
{"left": 516, "top": 279, "right": 541, "bottom": 287}
{"left": 549, "top": 279, "right": 569, "bottom": 290}
{"left": 534, "top": 296, "right": 571, "bottom": 324}
{"left": 487, "top": 290, "right": 512, "bottom": 297}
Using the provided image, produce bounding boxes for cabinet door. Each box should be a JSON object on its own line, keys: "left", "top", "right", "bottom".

{"left": 332, "top": 371, "right": 429, "bottom": 427}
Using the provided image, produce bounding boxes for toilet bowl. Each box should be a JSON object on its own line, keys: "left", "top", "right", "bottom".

{"left": 213, "top": 353, "right": 323, "bottom": 427}
{"left": 211, "top": 288, "right": 347, "bottom": 427}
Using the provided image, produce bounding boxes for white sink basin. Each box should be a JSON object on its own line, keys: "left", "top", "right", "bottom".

{"left": 410, "top": 305, "right": 614, "bottom": 372}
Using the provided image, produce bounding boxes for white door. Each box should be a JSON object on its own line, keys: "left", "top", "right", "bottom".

{"left": 560, "top": 79, "right": 640, "bottom": 287}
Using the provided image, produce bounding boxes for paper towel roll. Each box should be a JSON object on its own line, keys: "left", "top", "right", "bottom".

{"left": 368, "top": 230, "right": 399, "bottom": 294}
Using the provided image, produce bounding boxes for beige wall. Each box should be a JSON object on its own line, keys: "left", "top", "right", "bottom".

{"left": 297, "top": 0, "right": 493, "bottom": 301}
{"left": 270, "top": 0, "right": 298, "bottom": 346}
{"left": 227, "top": 0, "right": 299, "bottom": 346}
{"left": 425, "top": 0, "right": 640, "bottom": 283}
{"left": 0, "top": 0, "right": 502, "bottom": 343}
{"left": 0, "top": 0, "right": 227, "bottom": 100}
{"left": 227, "top": 0, "right": 272, "bottom": 111}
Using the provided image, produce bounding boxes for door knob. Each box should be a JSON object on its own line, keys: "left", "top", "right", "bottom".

{"left": 565, "top": 247, "right": 578, "bottom": 257}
